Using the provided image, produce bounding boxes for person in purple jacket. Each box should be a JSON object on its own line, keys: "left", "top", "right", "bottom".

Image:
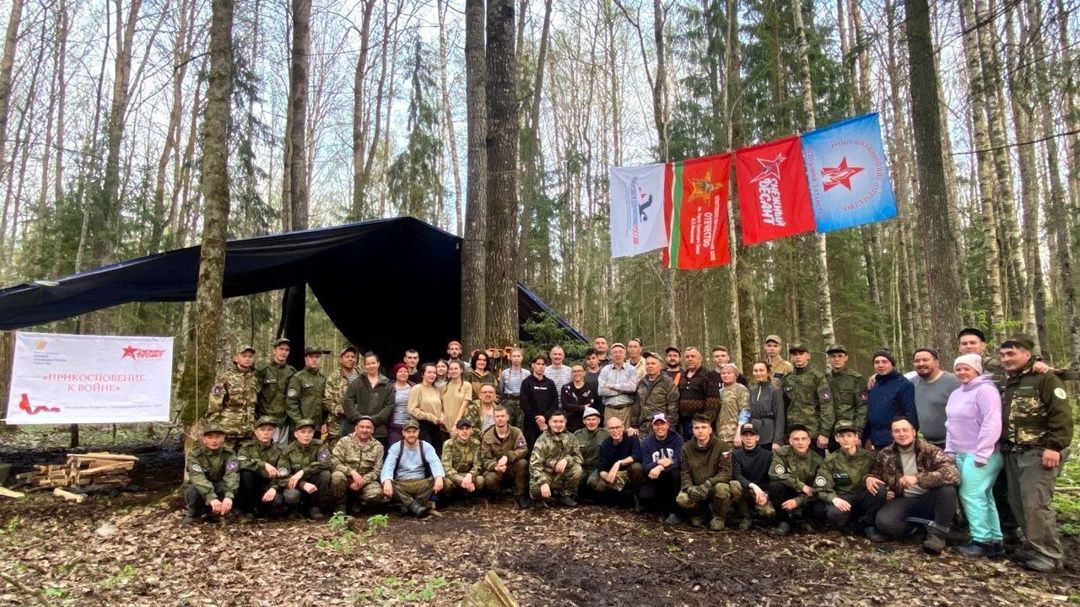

{"left": 945, "top": 353, "right": 1004, "bottom": 558}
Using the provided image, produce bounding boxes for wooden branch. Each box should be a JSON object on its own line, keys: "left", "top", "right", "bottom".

{"left": 0, "top": 487, "right": 25, "bottom": 498}
{"left": 53, "top": 487, "right": 85, "bottom": 503}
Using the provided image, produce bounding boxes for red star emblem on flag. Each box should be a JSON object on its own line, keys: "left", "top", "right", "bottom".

{"left": 750, "top": 153, "right": 787, "bottom": 183}
{"left": 821, "top": 156, "right": 864, "bottom": 191}
{"left": 121, "top": 345, "right": 138, "bottom": 360}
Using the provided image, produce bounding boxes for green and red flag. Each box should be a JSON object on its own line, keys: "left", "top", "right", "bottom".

{"left": 662, "top": 153, "right": 733, "bottom": 269}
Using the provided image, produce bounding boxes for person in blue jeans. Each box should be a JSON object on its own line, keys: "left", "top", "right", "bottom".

{"left": 945, "top": 354, "right": 1004, "bottom": 558}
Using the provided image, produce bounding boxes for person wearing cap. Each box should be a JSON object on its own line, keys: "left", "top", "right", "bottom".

{"left": 446, "top": 340, "right": 471, "bottom": 373}
{"left": 627, "top": 338, "right": 647, "bottom": 380}
{"left": 867, "top": 417, "right": 959, "bottom": 555}
{"left": 498, "top": 347, "right": 527, "bottom": 428}
{"left": 663, "top": 347, "right": 683, "bottom": 382}
{"left": 561, "top": 365, "right": 603, "bottom": 432}
{"left": 207, "top": 345, "right": 260, "bottom": 449}
{"left": 638, "top": 412, "right": 686, "bottom": 524}
{"left": 763, "top": 335, "right": 794, "bottom": 384}
{"left": 865, "top": 350, "right": 917, "bottom": 450}
{"left": 235, "top": 416, "right": 287, "bottom": 519}
{"left": 998, "top": 335, "right": 1074, "bottom": 571}
{"left": 279, "top": 418, "right": 333, "bottom": 519}
{"left": 479, "top": 405, "right": 531, "bottom": 510}
{"left": 286, "top": 347, "right": 327, "bottom": 437}
{"left": 520, "top": 354, "right": 559, "bottom": 450}
{"left": 182, "top": 423, "right": 241, "bottom": 526}
{"left": 631, "top": 352, "right": 679, "bottom": 436}
{"left": 781, "top": 342, "right": 834, "bottom": 455}
{"left": 574, "top": 406, "right": 610, "bottom": 497}
{"left": 909, "top": 348, "right": 961, "bottom": 449}
{"left": 824, "top": 344, "right": 868, "bottom": 448}
{"left": 676, "top": 414, "right": 735, "bottom": 530}
{"left": 598, "top": 343, "right": 639, "bottom": 427}
{"left": 330, "top": 416, "right": 386, "bottom": 514}
{"left": 408, "top": 363, "right": 447, "bottom": 457}
{"left": 343, "top": 352, "right": 395, "bottom": 448}
{"left": 323, "top": 345, "right": 361, "bottom": 445}
{"left": 945, "top": 354, "right": 1004, "bottom": 558}
{"left": 810, "top": 420, "right": 884, "bottom": 540}
{"left": 544, "top": 345, "right": 573, "bottom": 392}
{"left": 593, "top": 414, "right": 642, "bottom": 506}
{"left": 748, "top": 361, "right": 785, "bottom": 451}
{"left": 715, "top": 363, "right": 750, "bottom": 449}
{"left": 381, "top": 419, "right": 446, "bottom": 517}
{"left": 256, "top": 338, "right": 296, "bottom": 444}
{"left": 529, "top": 409, "right": 584, "bottom": 507}
{"left": 767, "top": 424, "right": 823, "bottom": 535}
{"left": 731, "top": 423, "right": 775, "bottom": 530}
{"left": 676, "top": 347, "right": 711, "bottom": 440}
{"left": 441, "top": 418, "right": 485, "bottom": 504}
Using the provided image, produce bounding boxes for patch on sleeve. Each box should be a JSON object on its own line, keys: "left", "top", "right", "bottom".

{"left": 211, "top": 385, "right": 224, "bottom": 396}
{"left": 264, "top": 378, "right": 276, "bottom": 384}
{"left": 814, "top": 475, "right": 827, "bottom": 487}
{"left": 820, "top": 388, "right": 833, "bottom": 401}
{"left": 236, "top": 454, "right": 249, "bottom": 461}
{"left": 774, "top": 464, "right": 786, "bottom": 475}
{"left": 516, "top": 435, "right": 527, "bottom": 449}
{"left": 1054, "top": 387, "right": 1067, "bottom": 400}
{"left": 277, "top": 466, "right": 290, "bottom": 477}
{"left": 190, "top": 463, "right": 204, "bottom": 473}
{"left": 226, "top": 460, "right": 239, "bottom": 472}
{"left": 857, "top": 390, "right": 869, "bottom": 403}
{"left": 287, "top": 388, "right": 298, "bottom": 397}
{"left": 318, "top": 449, "right": 330, "bottom": 461}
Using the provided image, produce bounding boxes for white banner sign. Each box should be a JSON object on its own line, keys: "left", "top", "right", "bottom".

{"left": 6, "top": 332, "right": 174, "bottom": 425}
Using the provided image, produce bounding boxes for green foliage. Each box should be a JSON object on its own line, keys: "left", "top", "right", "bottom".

{"left": 104, "top": 564, "right": 137, "bottom": 589}
{"left": 520, "top": 313, "right": 590, "bottom": 363}
{"left": 317, "top": 511, "right": 391, "bottom": 553}
{"left": 0, "top": 516, "right": 20, "bottom": 536}
{"left": 388, "top": 38, "right": 444, "bottom": 226}
{"left": 350, "top": 576, "right": 456, "bottom": 604}
{"left": 1051, "top": 398, "right": 1080, "bottom": 535}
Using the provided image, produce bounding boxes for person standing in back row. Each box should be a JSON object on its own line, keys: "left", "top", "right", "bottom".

{"left": 781, "top": 343, "right": 833, "bottom": 455}
{"left": 520, "top": 355, "right": 559, "bottom": 449}
{"left": 865, "top": 350, "right": 916, "bottom": 450}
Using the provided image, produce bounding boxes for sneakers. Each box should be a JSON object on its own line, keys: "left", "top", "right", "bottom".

{"left": 708, "top": 517, "right": 726, "bottom": 532}
{"left": 737, "top": 517, "right": 753, "bottom": 531}
{"left": 922, "top": 531, "right": 947, "bottom": 555}
{"left": 773, "top": 521, "right": 792, "bottom": 536}
{"left": 954, "top": 541, "right": 988, "bottom": 557}
{"left": 862, "top": 527, "right": 885, "bottom": 543}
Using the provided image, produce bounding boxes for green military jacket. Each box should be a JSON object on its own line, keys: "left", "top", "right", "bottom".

{"left": 529, "top": 430, "right": 583, "bottom": 486}
{"left": 323, "top": 368, "right": 357, "bottom": 438}
{"left": 573, "top": 427, "right": 609, "bottom": 471}
{"left": 769, "top": 445, "right": 823, "bottom": 506}
{"left": 631, "top": 374, "right": 679, "bottom": 435}
{"left": 255, "top": 360, "right": 295, "bottom": 423}
{"left": 479, "top": 425, "right": 529, "bottom": 471}
{"left": 235, "top": 439, "right": 285, "bottom": 477}
{"left": 208, "top": 364, "right": 259, "bottom": 436}
{"left": 715, "top": 383, "right": 750, "bottom": 447}
{"left": 814, "top": 447, "right": 875, "bottom": 502}
{"left": 279, "top": 439, "right": 332, "bottom": 483}
{"left": 187, "top": 445, "right": 240, "bottom": 504}
{"left": 441, "top": 436, "right": 483, "bottom": 484}
{"left": 827, "top": 368, "right": 868, "bottom": 436}
{"left": 1003, "top": 363, "right": 1074, "bottom": 452}
{"left": 782, "top": 366, "right": 834, "bottom": 438}
{"left": 331, "top": 434, "right": 384, "bottom": 484}
{"left": 286, "top": 368, "right": 327, "bottom": 428}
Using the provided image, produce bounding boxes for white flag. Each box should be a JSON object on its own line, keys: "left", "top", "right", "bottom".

{"left": 609, "top": 163, "right": 670, "bottom": 258}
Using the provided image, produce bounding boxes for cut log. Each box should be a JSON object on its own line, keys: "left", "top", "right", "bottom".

{"left": 53, "top": 487, "right": 85, "bottom": 503}
{"left": 0, "top": 487, "right": 25, "bottom": 499}
{"left": 78, "top": 453, "right": 139, "bottom": 461}
{"left": 458, "top": 571, "right": 518, "bottom": 607}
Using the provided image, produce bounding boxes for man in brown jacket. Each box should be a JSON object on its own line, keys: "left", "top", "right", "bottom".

{"left": 676, "top": 414, "right": 735, "bottom": 530}
{"left": 479, "top": 406, "right": 531, "bottom": 510}
{"left": 632, "top": 352, "right": 679, "bottom": 435}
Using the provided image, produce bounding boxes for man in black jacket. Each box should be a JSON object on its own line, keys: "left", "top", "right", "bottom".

{"left": 520, "top": 355, "right": 558, "bottom": 449}
{"left": 731, "top": 423, "right": 775, "bottom": 530}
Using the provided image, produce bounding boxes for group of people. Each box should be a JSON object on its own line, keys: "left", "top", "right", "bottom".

{"left": 188, "top": 329, "right": 1074, "bottom": 573}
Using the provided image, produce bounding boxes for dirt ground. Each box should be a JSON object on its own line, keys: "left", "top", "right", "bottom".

{"left": 1, "top": 436, "right": 1078, "bottom": 606}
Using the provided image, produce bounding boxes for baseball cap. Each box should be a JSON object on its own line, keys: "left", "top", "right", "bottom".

{"left": 764, "top": 335, "right": 782, "bottom": 345}
{"left": 273, "top": 337, "right": 291, "bottom": 347}
{"left": 253, "top": 416, "right": 278, "bottom": 429}
{"left": 826, "top": 344, "right": 847, "bottom": 354}
{"left": 455, "top": 418, "right": 473, "bottom": 429}
{"left": 403, "top": 419, "right": 420, "bottom": 431}
{"left": 238, "top": 345, "right": 256, "bottom": 354}
{"left": 651, "top": 412, "right": 669, "bottom": 424}
{"left": 739, "top": 423, "right": 757, "bottom": 435}
{"left": 582, "top": 407, "right": 601, "bottom": 419}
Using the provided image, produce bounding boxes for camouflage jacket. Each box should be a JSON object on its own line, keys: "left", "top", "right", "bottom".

{"left": 323, "top": 368, "right": 359, "bottom": 436}
{"left": 235, "top": 439, "right": 285, "bottom": 477}
{"left": 814, "top": 447, "right": 875, "bottom": 502}
{"left": 279, "top": 439, "right": 332, "bottom": 483}
{"left": 330, "top": 434, "right": 384, "bottom": 484}
{"left": 208, "top": 364, "right": 259, "bottom": 435}
{"left": 255, "top": 360, "right": 295, "bottom": 422}
{"left": 766, "top": 356, "right": 794, "bottom": 386}
{"left": 479, "top": 425, "right": 529, "bottom": 471}
{"left": 827, "top": 367, "right": 868, "bottom": 436}
{"left": 529, "top": 431, "right": 583, "bottom": 486}
{"left": 573, "top": 427, "right": 609, "bottom": 470}
{"left": 441, "top": 437, "right": 483, "bottom": 483}
{"left": 868, "top": 439, "right": 959, "bottom": 496}
{"left": 286, "top": 368, "right": 327, "bottom": 428}
{"left": 1002, "top": 363, "right": 1074, "bottom": 452}
{"left": 769, "top": 445, "right": 823, "bottom": 506}
{"left": 632, "top": 374, "right": 679, "bottom": 435}
{"left": 187, "top": 446, "right": 240, "bottom": 503}
{"left": 782, "top": 366, "right": 834, "bottom": 438}
{"left": 715, "top": 383, "right": 750, "bottom": 446}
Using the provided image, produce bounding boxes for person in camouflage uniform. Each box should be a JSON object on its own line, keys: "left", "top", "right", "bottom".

{"left": 279, "top": 418, "right": 332, "bottom": 519}
{"left": 207, "top": 345, "right": 259, "bottom": 449}
{"left": 329, "top": 416, "right": 385, "bottom": 514}
{"left": 480, "top": 406, "right": 531, "bottom": 509}
{"left": 676, "top": 415, "right": 736, "bottom": 531}
{"left": 999, "top": 335, "right": 1074, "bottom": 572}
{"left": 323, "top": 345, "right": 360, "bottom": 444}
{"left": 529, "top": 410, "right": 584, "bottom": 507}
{"left": 235, "top": 416, "right": 287, "bottom": 518}
{"left": 574, "top": 407, "right": 609, "bottom": 496}
{"left": 767, "top": 424, "right": 824, "bottom": 535}
{"left": 781, "top": 343, "right": 834, "bottom": 454}
{"left": 182, "top": 423, "right": 240, "bottom": 526}
{"left": 631, "top": 353, "right": 679, "bottom": 436}
{"left": 441, "top": 418, "right": 485, "bottom": 503}
{"left": 286, "top": 347, "right": 327, "bottom": 436}
{"left": 715, "top": 364, "right": 750, "bottom": 449}
{"left": 255, "top": 338, "right": 295, "bottom": 443}
{"left": 810, "top": 420, "right": 884, "bottom": 540}
{"left": 763, "top": 335, "right": 794, "bottom": 385}
{"left": 824, "top": 345, "right": 867, "bottom": 448}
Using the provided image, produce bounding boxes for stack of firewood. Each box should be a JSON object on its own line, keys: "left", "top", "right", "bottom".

{"left": 15, "top": 452, "right": 137, "bottom": 488}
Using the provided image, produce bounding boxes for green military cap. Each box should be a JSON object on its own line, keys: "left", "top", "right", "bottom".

{"left": 304, "top": 346, "right": 323, "bottom": 356}
{"left": 294, "top": 418, "right": 316, "bottom": 430}
{"left": 238, "top": 345, "right": 256, "bottom": 354}
{"left": 202, "top": 422, "right": 227, "bottom": 435}
{"left": 1000, "top": 334, "right": 1035, "bottom": 351}
{"left": 764, "top": 334, "right": 782, "bottom": 345}
{"left": 253, "top": 416, "right": 278, "bottom": 429}
{"left": 273, "top": 337, "right": 291, "bottom": 347}
{"left": 833, "top": 420, "right": 858, "bottom": 433}
{"left": 826, "top": 344, "right": 847, "bottom": 354}
{"left": 340, "top": 345, "right": 359, "bottom": 356}
{"left": 788, "top": 342, "right": 808, "bottom": 354}
{"left": 402, "top": 419, "right": 420, "bottom": 431}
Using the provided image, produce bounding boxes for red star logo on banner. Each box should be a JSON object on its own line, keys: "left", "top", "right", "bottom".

{"left": 821, "top": 157, "right": 864, "bottom": 191}
{"left": 121, "top": 345, "right": 138, "bottom": 360}
{"left": 750, "top": 153, "right": 787, "bottom": 183}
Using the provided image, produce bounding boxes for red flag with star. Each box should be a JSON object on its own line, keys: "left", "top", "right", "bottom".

{"left": 734, "top": 136, "right": 817, "bottom": 245}
{"left": 662, "top": 153, "right": 732, "bottom": 269}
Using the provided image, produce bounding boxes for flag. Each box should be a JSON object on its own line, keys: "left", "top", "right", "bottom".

{"left": 609, "top": 163, "right": 671, "bottom": 258}
{"left": 734, "top": 136, "right": 817, "bottom": 245}
{"left": 662, "top": 154, "right": 732, "bottom": 269}
{"left": 801, "top": 112, "right": 897, "bottom": 232}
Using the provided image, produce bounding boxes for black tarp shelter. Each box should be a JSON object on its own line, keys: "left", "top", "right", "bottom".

{"left": 0, "top": 217, "right": 584, "bottom": 366}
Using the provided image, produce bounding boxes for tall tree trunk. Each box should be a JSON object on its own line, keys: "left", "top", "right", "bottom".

{"left": 0, "top": 0, "right": 23, "bottom": 194}
{"left": 485, "top": 0, "right": 520, "bottom": 346}
{"left": 518, "top": 0, "right": 554, "bottom": 281}
{"left": 461, "top": 0, "right": 487, "bottom": 352}
{"left": 287, "top": 0, "right": 311, "bottom": 230}
{"left": 906, "top": 0, "right": 963, "bottom": 354}
{"left": 350, "top": 0, "right": 376, "bottom": 220}
{"left": 436, "top": 0, "right": 463, "bottom": 234}
{"left": 725, "top": 0, "right": 744, "bottom": 366}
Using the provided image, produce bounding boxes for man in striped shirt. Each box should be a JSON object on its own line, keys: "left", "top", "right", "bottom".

{"left": 381, "top": 420, "right": 446, "bottom": 517}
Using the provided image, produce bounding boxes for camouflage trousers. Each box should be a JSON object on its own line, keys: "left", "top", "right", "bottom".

{"left": 443, "top": 474, "right": 487, "bottom": 496}
{"left": 530, "top": 463, "right": 584, "bottom": 499}
{"left": 676, "top": 481, "right": 734, "bottom": 519}
{"left": 329, "top": 471, "right": 384, "bottom": 507}
{"left": 482, "top": 458, "right": 529, "bottom": 497}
